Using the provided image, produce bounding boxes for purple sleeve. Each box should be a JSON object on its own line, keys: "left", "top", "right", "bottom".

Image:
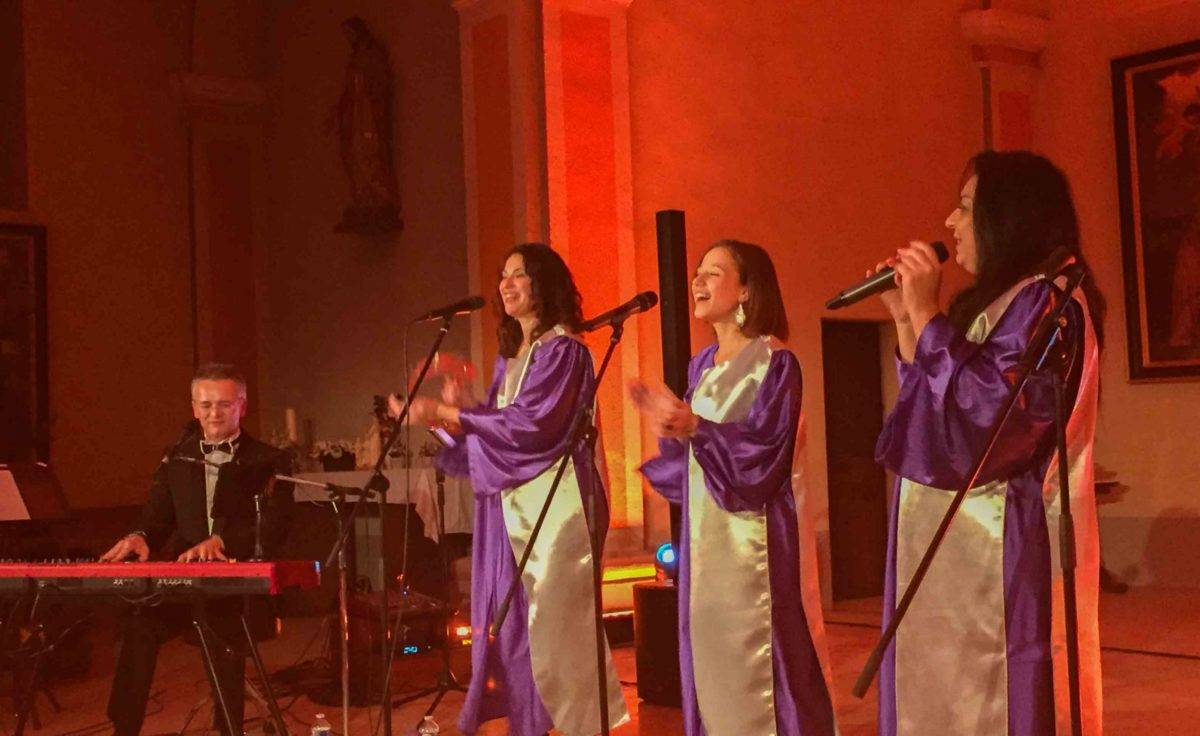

{"left": 640, "top": 438, "right": 687, "bottom": 504}
{"left": 690, "top": 349, "right": 802, "bottom": 513}
{"left": 875, "top": 281, "right": 1059, "bottom": 489}
{"left": 457, "top": 337, "right": 594, "bottom": 497}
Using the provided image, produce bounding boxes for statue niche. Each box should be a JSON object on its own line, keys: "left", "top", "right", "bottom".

{"left": 330, "top": 17, "right": 402, "bottom": 235}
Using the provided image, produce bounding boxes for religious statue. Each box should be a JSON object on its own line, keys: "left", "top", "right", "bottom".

{"left": 330, "top": 17, "right": 402, "bottom": 235}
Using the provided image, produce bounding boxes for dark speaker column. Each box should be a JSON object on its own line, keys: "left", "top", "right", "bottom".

{"left": 652, "top": 206, "right": 691, "bottom": 557}
{"left": 631, "top": 211, "right": 689, "bottom": 708}
{"left": 655, "top": 210, "right": 691, "bottom": 398}
{"left": 655, "top": 210, "right": 689, "bottom": 548}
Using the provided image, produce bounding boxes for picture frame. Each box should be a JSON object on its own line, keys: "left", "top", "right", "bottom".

{"left": 0, "top": 223, "right": 48, "bottom": 461}
{"left": 1112, "top": 39, "right": 1200, "bottom": 381}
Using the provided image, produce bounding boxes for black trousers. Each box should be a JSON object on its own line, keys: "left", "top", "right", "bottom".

{"left": 107, "top": 599, "right": 253, "bottom": 736}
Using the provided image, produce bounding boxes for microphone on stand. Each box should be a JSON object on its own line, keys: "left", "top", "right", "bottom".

{"left": 1032, "top": 246, "right": 1079, "bottom": 282}
{"left": 825, "top": 241, "right": 949, "bottom": 310}
{"left": 411, "top": 296, "right": 486, "bottom": 323}
{"left": 160, "top": 419, "right": 201, "bottom": 464}
{"left": 579, "top": 291, "right": 659, "bottom": 333}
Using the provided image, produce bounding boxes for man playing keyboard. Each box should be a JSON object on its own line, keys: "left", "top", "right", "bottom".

{"left": 99, "top": 363, "right": 295, "bottom": 736}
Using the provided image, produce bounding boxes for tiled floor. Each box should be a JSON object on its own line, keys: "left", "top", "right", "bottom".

{"left": 2, "top": 586, "right": 1198, "bottom": 735}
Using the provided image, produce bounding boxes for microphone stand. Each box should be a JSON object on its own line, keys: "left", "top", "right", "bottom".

{"left": 367, "top": 314, "right": 457, "bottom": 736}
{"left": 852, "top": 264, "right": 1087, "bottom": 736}
{"left": 207, "top": 314, "right": 458, "bottom": 736}
{"left": 301, "top": 469, "right": 377, "bottom": 735}
{"left": 172, "top": 457, "right": 372, "bottom": 735}
{"left": 1051, "top": 315, "right": 1084, "bottom": 736}
{"left": 390, "top": 465, "right": 467, "bottom": 729}
{"left": 490, "top": 320, "right": 628, "bottom": 736}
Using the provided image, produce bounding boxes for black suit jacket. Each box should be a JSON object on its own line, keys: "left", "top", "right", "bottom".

{"left": 132, "top": 431, "right": 295, "bottom": 561}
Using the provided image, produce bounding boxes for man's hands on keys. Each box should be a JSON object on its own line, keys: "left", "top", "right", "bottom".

{"left": 99, "top": 533, "right": 151, "bottom": 562}
{"left": 177, "top": 535, "right": 229, "bottom": 562}
{"left": 98, "top": 534, "right": 231, "bottom": 562}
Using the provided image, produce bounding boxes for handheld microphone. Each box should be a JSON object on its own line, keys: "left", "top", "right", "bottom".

{"left": 428, "top": 426, "right": 457, "bottom": 449}
{"left": 579, "top": 291, "right": 659, "bottom": 333}
{"left": 412, "top": 295, "right": 486, "bottom": 323}
{"left": 825, "top": 241, "right": 949, "bottom": 310}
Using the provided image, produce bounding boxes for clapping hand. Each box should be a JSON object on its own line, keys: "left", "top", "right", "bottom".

{"left": 387, "top": 393, "right": 438, "bottom": 425}
{"left": 629, "top": 379, "right": 699, "bottom": 439}
{"left": 441, "top": 377, "right": 479, "bottom": 408}
{"left": 408, "top": 397, "right": 440, "bottom": 426}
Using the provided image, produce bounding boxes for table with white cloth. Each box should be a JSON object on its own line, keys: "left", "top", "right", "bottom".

{"left": 292, "top": 462, "right": 474, "bottom": 542}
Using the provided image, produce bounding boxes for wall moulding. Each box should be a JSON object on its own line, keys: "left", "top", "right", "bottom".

{"left": 960, "top": 8, "right": 1050, "bottom": 63}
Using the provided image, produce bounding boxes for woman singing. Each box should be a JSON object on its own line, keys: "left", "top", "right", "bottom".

{"left": 633, "top": 240, "right": 836, "bottom": 736}
{"left": 873, "top": 151, "right": 1105, "bottom": 736}
{"left": 407, "top": 242, "right": 628, "bottom": 736}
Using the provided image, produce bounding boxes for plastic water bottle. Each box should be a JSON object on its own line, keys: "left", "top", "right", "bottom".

{"left": 416, "top": 715, "right": 441, "bottom": 735}
{"left": 310, "top": 712, "right": 332, "bottom": 736}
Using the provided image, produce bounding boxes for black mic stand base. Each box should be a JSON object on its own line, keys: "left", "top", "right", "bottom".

{"left": 388, "top": 469, "right": 468, "bottom": 731}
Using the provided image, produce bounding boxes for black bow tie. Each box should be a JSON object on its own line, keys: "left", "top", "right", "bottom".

{"left": 201, "top": 440, "right": 235, "bottom": 455}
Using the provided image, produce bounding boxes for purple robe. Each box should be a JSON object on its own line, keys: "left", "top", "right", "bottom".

{"left": 438, "top": 332, "right": 625, "bottom": 736}
{"left": 875, "top": 280, "right": 1102, "bottom": 736}
{"left": 641, "top": 341, "right": 836, "bottom": 736}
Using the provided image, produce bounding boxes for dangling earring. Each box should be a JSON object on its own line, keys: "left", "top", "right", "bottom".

{"left": 735, "top": 302, "right": 747, "bottom": 328}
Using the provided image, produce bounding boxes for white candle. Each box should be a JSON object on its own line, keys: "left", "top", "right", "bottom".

{"left": 285, "top": 407, "right": 298, "bottom": 443}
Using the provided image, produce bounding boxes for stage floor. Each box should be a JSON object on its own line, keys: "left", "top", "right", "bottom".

{"left": 2, "top": 586, "right": 1198, "bottom": 735}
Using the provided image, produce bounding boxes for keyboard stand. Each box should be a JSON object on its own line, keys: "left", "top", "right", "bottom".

{"left": 241, "top": 605, "right": 289, "bottom": 736}
{"left": 189, "top": 595, "right": 289, "bottom": 736}
{"left": 190, "top": 599, "right": 239, "bottom": 736}
{"left": 10, "top": 593, "right": 74, "bottom": 736}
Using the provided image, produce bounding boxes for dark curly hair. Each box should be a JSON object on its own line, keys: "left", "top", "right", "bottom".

{"left": 948, "top": 150, "right": 1106, "bottom": 349}
{"left": 703, "top": 239, "right": 790, "bottom": 342}
{"left": 496, "top": 243, "right": 584, "bottom": 358}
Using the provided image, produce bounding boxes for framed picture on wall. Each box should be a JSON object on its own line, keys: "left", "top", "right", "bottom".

{"left": 0, "top": 223, "right": 48, "bottom": 461}
{"left": 1112, "top": 39, "right": 1200, "bottom": 381}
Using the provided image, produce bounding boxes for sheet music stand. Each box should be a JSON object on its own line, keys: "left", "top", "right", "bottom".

{"left": 0, "top": 463, "right": 69, "bottom": 522}
{"left": 0, "top": 463, "right": 70, "bottom": 736}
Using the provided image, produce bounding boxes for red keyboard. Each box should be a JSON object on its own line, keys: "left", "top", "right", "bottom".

{"left": 0, "top": 560, "right": 321, "bottom": 597}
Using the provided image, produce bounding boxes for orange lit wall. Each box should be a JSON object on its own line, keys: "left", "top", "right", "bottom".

{"left": 458, "top": 0, "right": 644, "bottom": 540}
{"left": 0, "top": 1, "right": 27, "bottom": 210}
{"left": 202, "top": 140, "right": 260, "bottom": 432}
{"left": 557, "top": 11, "right": 626, "bottom": 525}
{"left": 8, "top": 2, "right": 195, "bottom": 509}
{"left": 468, "top": 14, "right": 516, "bottom": 370}
{"left": 625, "top": 1, "right": 982, "bottom": 576}
{"left": 996, "top": 90, "right": 1034, "bottom": 150}
{"left": 546, "top": 4, "right": 642, "bottom": 533}
{"left": 1035, "top": 0, "right": 1200, "bottom": 588}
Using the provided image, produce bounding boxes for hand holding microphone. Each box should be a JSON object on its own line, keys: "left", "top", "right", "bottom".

{"left": 833, "top": 239, "right": 946, "bottom": 333}
{"left": 826, "top": 240, "right": 948, "bottom": 312}
{"left": 891, "top": 240, "right": 945, "bottom": 333}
